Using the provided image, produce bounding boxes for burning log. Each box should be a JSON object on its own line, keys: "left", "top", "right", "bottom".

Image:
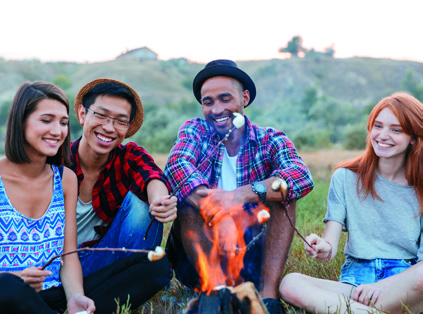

{"left": 185, "top": 282, "right": 268, "bottom": 314}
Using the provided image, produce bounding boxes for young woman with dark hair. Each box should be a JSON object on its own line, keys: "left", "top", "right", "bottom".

{"left": 280, "top": 92, "right": 423, "bottom": 313}
{"left": 0, "top": 81, "right": 95, "bottom": 313}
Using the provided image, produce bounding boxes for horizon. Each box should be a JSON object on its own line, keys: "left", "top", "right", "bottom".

{"left": 2, "top": 43, "right": 423, "bottom": 65}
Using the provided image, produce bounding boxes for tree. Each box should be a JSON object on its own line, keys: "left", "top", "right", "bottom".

{"left": 279, "top": 36, "right": 305, "bottom": 57}
{"left": 300, "top": 87, "right": 318, "bottom": 115}
{"left": 53, "top": 74, "right": 72, "bottom": 91}
{"left": 323, "top": 45, "right": 335, "bottom": 58}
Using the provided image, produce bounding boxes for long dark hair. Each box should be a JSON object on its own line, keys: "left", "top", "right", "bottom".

{"left": 5, "top": 81, "right": 71, "bottom": 166}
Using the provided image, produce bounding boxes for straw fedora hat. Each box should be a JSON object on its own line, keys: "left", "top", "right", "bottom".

{"left": 74, "top": 78, "right": 144, "bottom": 138}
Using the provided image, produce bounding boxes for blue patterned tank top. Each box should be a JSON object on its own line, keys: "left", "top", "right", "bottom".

{"left": 0, "top": 165, "right": 65, "bottom": 289}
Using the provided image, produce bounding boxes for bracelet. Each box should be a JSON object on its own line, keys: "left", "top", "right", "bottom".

{"left": 324, "top": 241, "right": 333, "bottom": 262}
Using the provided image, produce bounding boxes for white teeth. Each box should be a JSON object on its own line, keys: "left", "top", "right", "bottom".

{"left": 215, "top": 117, "right": 229, "bottom": 123}
{"left": 97, "top": 134, "right": 112, "bottom": 142}
{"left": 378, "top": 142, "right": 392, "bottom": 148}
{"left": 44, "top": 139, "right": 58, "bottom": 144}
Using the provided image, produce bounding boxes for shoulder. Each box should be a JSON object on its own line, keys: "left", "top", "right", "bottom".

{"left": 330, "top": 168, "right": 357, "bottom": 188}
{"left": 117, "top": 142, "right": 161, "bottom": 170}
{"left": 60, "top": 166, "right": 77, "bottom": 193}
{"left": 119, "top": 141, "right": 149, "bottom": 154}
{"left": 332, "top": 167, "right": 356, "bottom": 179}
{"left": 114, "top": 142, "right": 156, "bottom": 163}
{"left": 61, "top": 166, "right": 77, "bottom": 183}
{"left": 246, "top": 117, "right": 286, "bottom": 138}
{"left": 249, "top": 122, "right": 292, "bottom": 147}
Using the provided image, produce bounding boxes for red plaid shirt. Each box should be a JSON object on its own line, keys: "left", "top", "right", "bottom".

{"left": 70, "top": 138, "right": 169, "bottom": 246}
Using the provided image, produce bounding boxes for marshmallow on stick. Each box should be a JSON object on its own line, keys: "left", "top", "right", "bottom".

{"left": 148, "top": 246, "right": 165, "bottom": 262}
{"left": 271, "top": 178, "right": 288, "bottom": 192}
{"left": 257, "top": 209, "right": 270, "bottom": 224}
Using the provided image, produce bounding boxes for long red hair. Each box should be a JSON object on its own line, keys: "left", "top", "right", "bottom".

{"left": 336, "top": 92, "right": 423, "bottom": 213}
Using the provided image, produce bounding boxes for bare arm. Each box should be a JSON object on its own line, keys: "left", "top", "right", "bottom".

{"left": 304, "top": 220, "right": 343, "bottom": 262}
{"left": 147, "top": 179, "right": 177, "bottom": 223}
{"left": 60, "top": 167, "right": 95, "bottom": 314}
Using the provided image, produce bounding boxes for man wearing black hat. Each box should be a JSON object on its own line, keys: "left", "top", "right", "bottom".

{"left": 165, "top": 60, "right": 314, "bottom": 312}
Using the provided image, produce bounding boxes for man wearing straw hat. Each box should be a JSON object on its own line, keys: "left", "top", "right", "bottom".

{"left": 165, "top": 60, "right": 314, "bottom": 313}
{"left": 71, "top": 78, "right": 177, "bottom": 309}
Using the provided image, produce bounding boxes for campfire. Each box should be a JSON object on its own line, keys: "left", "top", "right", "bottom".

{"left": 183, "top": 193, "right": 271, "bottom": 314}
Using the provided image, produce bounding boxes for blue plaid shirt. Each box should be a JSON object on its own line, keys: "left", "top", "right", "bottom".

{"left": 165, "top": 116, "right": 314, "bottom": 206}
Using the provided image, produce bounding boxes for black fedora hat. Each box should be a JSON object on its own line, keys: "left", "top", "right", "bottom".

{"left": 193, "top": 59, "right": 256, "bottom": 107}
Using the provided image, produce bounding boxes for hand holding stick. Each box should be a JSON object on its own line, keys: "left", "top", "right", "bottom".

{"left": 271, "top": 178, "right": 313, "bottom": 248}
{"left": 143, "top": 113, "right": 245, "bottom": 240}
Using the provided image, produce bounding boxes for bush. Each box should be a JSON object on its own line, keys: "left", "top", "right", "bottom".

{"left": 344, "top": 124, "right": 367, "bottom": 150}
{"left": 293, "top": 129, "right": 331, "bottom": 150}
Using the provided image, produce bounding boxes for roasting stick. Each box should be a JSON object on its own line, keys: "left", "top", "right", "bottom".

{"left": 41, "top": 246, "right": 165, "bottom": 270}
{"left": 271, "top": 178, "right": 313, "bottom": 248}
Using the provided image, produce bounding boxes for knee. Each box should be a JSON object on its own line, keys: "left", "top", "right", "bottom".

{"left": 153, "top": 256, "right": 172, "bottom": 287}
{"left": 279, "top": 273, "right": 305, "bottom": 305}
{"left": 411, "top": 262, "right": 423, "bottom": 292}
{"left": 121, "top": 191, "right": 151, "bottom": 222}
{"left": 0, "top": 273, "right": 25, "bottom": 303}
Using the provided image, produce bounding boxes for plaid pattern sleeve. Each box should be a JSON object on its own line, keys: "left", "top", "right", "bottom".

{"left": 266, "top": 129, "right": 314, "bottom": 203}
{"left": 123, "top": 142, "right": 170, "bottom": 201}
{"left": 237, "top": 121, "right": 313, "bottom": 205}
{"left": 164, "top": 119, "right": 214, "bottom": 202}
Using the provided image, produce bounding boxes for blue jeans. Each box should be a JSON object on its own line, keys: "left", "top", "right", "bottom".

{"left": 339, "top": 256, "right": 417, "bottom": 287}
{"left": 78, "top": 191, "right": 163, "bottom": 277}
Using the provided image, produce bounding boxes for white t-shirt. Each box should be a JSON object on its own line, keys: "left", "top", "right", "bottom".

{"left": 218, "top": 148, "right": 237, "bottom": 191}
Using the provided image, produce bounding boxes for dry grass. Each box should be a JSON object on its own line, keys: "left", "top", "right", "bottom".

{"left": 298, "top": 149, "right": 364, "bottom": 181}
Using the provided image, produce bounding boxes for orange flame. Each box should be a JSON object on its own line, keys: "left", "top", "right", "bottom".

{"left": 188, "top": 195, "right": 270, "bottom": 295}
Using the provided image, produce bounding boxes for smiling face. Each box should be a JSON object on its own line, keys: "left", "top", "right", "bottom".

{"left": 78, "top": 94, "right": 131, "bottom": 157}
{"left": 201, "top": 76, "right": 249, "bottom": 137}
{"left": 23, "top": 99, "right": 69, "bottom": 161}
{"left": 370, "top": 108, "right": 415, "bottom": 162}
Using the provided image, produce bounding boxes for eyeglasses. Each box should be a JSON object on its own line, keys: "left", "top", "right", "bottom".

{"left": 86, "top": 108, "right": 130, "bottom": 130}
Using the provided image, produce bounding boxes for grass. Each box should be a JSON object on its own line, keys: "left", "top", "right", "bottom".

{"left": 122, "top": 149, "right": 363, "bottom": 313}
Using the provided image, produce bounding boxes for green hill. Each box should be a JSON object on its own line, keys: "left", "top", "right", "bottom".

{"left": 0, "top": 56, "right": 422, "bottom": 153}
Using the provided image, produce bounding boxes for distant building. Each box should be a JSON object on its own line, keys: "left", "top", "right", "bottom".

{"left": 116, "top": 47, "right": 158, "bottom": 61}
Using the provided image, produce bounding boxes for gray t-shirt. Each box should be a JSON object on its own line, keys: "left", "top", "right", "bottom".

{"left": 76, "top": 198, "right": 108, "bottom": 246}
{"left": 324, "top": 168, "right": 422, "bottom": 261}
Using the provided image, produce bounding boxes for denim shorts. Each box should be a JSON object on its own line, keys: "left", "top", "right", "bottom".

{"left": 339, "top": 256, "right": 417, "bottom": 287}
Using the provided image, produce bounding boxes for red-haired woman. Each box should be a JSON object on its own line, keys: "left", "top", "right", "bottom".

{"left": 280, "top": 92, "right": 423, "bottom": 313}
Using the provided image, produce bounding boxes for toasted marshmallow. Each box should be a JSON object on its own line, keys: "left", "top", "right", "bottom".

{"left": 148, "top": 246, "right": 165, "bottom": 261}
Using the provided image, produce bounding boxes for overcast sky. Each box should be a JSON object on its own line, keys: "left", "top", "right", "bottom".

{"left": 1, "top": 0, "right": 422, "bottom": 64}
